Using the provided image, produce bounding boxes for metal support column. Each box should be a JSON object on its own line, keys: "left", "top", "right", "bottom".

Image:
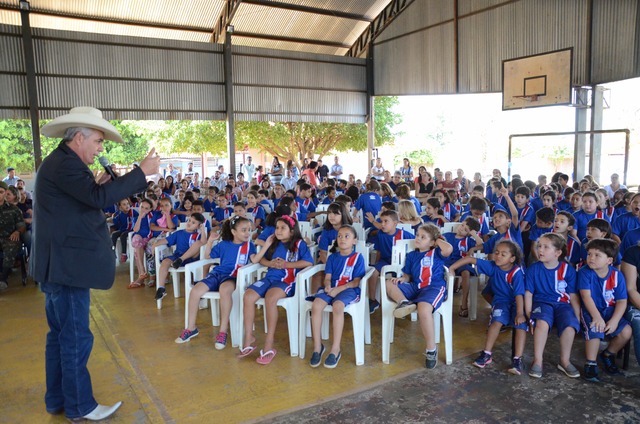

{"left": 366, "top": 43, "right": 375, "bottom": 169}
{"left": 19, "top": 1, "right": 42, "bottom": 170}
{"left": 589, "top": 85, "right": 604, "bottom": 182}
{"left": 223, "top": 28, "right": 236, "bottom": 175}
{"left": 573, "top": 87, "right": 589, "bottom": 182}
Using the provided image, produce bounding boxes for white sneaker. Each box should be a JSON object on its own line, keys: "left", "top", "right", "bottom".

{"left": 73, "top": 402, "right": 122, "bottom": 421}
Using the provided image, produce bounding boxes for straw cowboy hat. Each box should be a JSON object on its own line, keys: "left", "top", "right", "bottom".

{"left": 41, "top": 106, "right": 124, "bottom": 143}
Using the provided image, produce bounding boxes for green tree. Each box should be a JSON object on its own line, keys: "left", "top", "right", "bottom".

{"left": 0, "top": 119, "right": 150, "bottom": 172}
{"left": 155, "top": 120, "right": 227, "bottom": 156}
{"left": 394, "top": 149, "right": 435, "bottom": 168}
{"left": 236, "top": 96, "right": 402, "bottom": 166}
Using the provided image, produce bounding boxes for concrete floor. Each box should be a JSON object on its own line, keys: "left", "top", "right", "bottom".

{"left": 1, "top": 264, "right": 639, "bottom": 423}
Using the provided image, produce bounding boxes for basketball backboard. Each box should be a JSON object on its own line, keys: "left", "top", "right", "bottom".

{"left": 502, "top": 48, "right": 572, "bottom": 110}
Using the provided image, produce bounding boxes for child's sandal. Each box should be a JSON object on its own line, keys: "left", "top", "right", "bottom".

{"left": 458, "top": 306, "right": 469, "bottom": 317}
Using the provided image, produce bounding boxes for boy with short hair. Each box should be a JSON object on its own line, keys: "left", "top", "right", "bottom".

{"left": 212, "top": 196, "right": 234, "bottom": 226}
{"left": 483, "top": 187, "right": 522, "bottom": 256}
{"left": 203, "top": 187, "right": 217, "bottom": 212}
{"left": 514, "top": 186, "right": 535, "bottom": 232}
{"left": 460, "top": 197, "right": 490, "bottom": 239}
{"left": 553, "top": 211, "right": 581, "bottom": 265}
{"left": 579, "top": 238, "right": 632, "bottom": 381}
{"left": 443, "top": 217, "right": 484, "bottom": 317}
{"left": 369, "top": 210, "right": 415, "bottom": 313}
{"left": 353, "top": 179, "right": 382, "bottom": 230}
{"left": 110, "top": 198, "right": 138, "bottom": 263}
{"left": 574, "top": 192, "right": 610, "bottom": 241}
{"left": 557, "top": 187, "right": 574, "bottom": 212}
{"left": 296, "top": 183, "right": 317, "bottom": 221}
{"left": 192, "top": 200, "right": 212, "bottom": 233}
{"left": 152, "top": 213, "right": 206, "bottom": 300}
{"left": 528, "top": 207, "right": 555, "bottom": 262}
{"left": 578, "top": 219, "right": 621, "bottom": 267}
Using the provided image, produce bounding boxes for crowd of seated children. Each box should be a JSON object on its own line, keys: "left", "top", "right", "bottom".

{"left": 107, "top": 165, "right": 640, "bottom": 377}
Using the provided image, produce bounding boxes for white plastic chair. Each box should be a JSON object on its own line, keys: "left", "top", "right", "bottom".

{"left": 442, "top": 222, "right": 461, "bottom": 234}
{"left": 183, "top": 256, "right": 251, "bottom": 348}
{"left": 128, "top": 231, "right": 143, "bottom": 283}
{"left": 298, "top": 220, "right": 322, "bottom": 243}
{"left": 298, "top": 241, "right": 374, "bottom": 365}
{"left": 155, "top": 241, "right": 206, "bottom": 309}
{"left": 237, "top": 263, "right": 308, "bottom": 356}
{"left": 397, "top": 223, "right": 414, "bottom": 235}
{"left": 469, "top": 252, "right": 488, "bottom": 321}
{"left": 380, "top": 261, "right": 455, "bottom": 365}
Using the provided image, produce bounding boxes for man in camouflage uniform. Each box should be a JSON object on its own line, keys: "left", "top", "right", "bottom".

{"left": 0, "top": 181, "right": 25, "bottom": 289}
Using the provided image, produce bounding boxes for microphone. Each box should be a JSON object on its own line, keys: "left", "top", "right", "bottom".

{"left": 98, "top": 156, "right": 118, "bottom": 181}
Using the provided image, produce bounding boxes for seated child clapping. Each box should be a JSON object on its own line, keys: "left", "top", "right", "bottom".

{"left": 450, "top": 240, "right": 527, "bottom": 375}
{"left": 309, "top": 225, "right": 366, "bottom": 368}
{"left": 386, "top": 224, "right": 453, "bottom": 369}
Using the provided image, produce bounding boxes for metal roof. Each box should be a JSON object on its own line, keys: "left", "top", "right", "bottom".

{"left": 0, "top": 0, "right": 393, "bottom": 55}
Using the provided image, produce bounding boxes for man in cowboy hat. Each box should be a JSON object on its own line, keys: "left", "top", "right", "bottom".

{"left": 31, "top": 106, "right": 160, "bottom": 421}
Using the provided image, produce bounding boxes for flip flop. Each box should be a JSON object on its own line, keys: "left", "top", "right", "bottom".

{"left": 256, "top": 349, "right": 277, "bottom": 365}
{"left": 128, "top": 281, "right": 144, "bottom": 289}
{"left": 458, "top": 307, "right": 469, "bottom": 317}
{"left": 236, "top": 345, "right": 257, "bottom": 359}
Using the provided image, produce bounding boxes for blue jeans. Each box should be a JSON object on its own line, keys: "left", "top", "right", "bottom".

{"left": 42, "top": 282, "right": 98, "bottom": 418}
{"left": 625, "top": 306, "right": 640, "bottom": 366}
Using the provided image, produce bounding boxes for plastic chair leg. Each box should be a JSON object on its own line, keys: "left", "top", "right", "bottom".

{"left": 469, "top": 276, "right": 478, "bottom": 321}
{"left": 285, "top": 305, "right": 299, "bottom": 357}
{"left": 352, "top": 313, "right": 365, "bottom": 366}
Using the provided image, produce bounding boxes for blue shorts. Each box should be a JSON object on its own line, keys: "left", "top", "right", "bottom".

{"left": 454, "top": 264, "right": 476, "bottom": 277}
{"left": 489, "top": 301, "right": 528, "bottom": 330}
{"left": 530, "top": 302, "right": 580, "bottom": 335}
{"left": 247, "top": 279, "right": 295, "bottom": 298}
{"left": 374, "top": 258, "right": 391, "bottom": 273}
{"left": 398, "top": 283, "right": 446, "bottom": 311}
{"left": 581, "top": 307, "right": 630, "bottom": 340}
{"left": 314, "top": 287, "right": 360, "bottom": 307}
{"left": 199, "top": 272, "right": 235, "bottom": 291}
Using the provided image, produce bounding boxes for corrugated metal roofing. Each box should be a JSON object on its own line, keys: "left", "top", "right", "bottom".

{"left": 0, "top": 0, "right": 393, "bottom": 55}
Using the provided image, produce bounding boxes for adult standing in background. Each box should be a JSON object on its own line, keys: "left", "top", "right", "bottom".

{"left": 399, "top": 158, "right": 414, "bottom": 183}
{"left": 286, "top": 159, "right": 300, "bottom": 181}
{"left": 301, "top": 160, "right": 319, "bottom": 187}
{"left": 371, "top": 158, "right": 385, "bottom": 181}
{"left": 456, "top": 169, "right": 470, "bottom": 193}
{"left": 604, "top": 173, "right": 626, "bottom": 200}
{"left": 3, "top": 167, "right": 19, "bottom": 186}
{"left": 32, "top": 107, "right": 160, "bottom": 422}
{"left": 242, "top": 155, "right": 256, "bottom": 181}
{"left": 269, "top": 156, "right": 283, "bottom": 184}
{"left": 330, "top": 155, "right": 343, "bottom": 180}
{"left": 164, "top": 163, "right": 178, "bottom": 180}
{"left": 316, "top": 159, "right": 329, "bottom": 182}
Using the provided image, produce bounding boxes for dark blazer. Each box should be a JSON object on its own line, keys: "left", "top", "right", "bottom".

{"left": 30, "top": 141, "right": 148, "bottom": 289}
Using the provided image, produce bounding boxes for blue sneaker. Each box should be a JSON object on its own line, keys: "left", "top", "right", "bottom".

{"left": 369, "top": 299, "right": 380, "bottom": 314}
{"left": 584, "top": 362, "right": 600, "bottom": 382}
{"left": 473, "top": 351, "right": 492, "bottom": 368}
{"left": 175, "top": 328, "right": 199, "bottom": 344}
{"left": 599, "top": 351, "right": 621, "bottom": 375}
{"left": 309, "top": 344, "right": 325, "bottom": 368}
{"left": 324, "top": 352, "right": 342, "bottom": 369}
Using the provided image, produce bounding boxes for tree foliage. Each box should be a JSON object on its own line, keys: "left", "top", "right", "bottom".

{"left": 0, "top": 119, "right": 150, "bottom": 172}
{"left": 155, "top": 120, "right": 227, "bottom": 156}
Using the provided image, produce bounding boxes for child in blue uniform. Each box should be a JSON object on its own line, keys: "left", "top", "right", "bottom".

{"left": 110, "top": 198, "right": 138, "bottom": 263}
{"left": 578, "top": 219, "right": 622, "bottom": 267}
{"left": 528, "top": 207, "right": 555, "bottom": 263}
{"left": 525, "top": 233, "right": 581, "bottom": 379}
{"left": 450, "top": 240, "right": 527, "bottom": 374}
{"left": 422, "top": 197, "right": 445, "bottom": 227}
{"left": 483, "top": 187, "right": 522, "bottom": 256}
{"left": 553, "top": 211, "right": 581, "bottom": 266}
{"left": 295, "top": 183, "right": 316, "bottom": 221}
{"left": 443, "top": 217, "right": 483, "bottom": 317}
{"left": 573, "top": 191, "right": 610, "bottom": 241}
{"left": 240, "top": 215, "right": 314, "bottom": 364}
{"left": 387, "top": 224, "right": 453, "bottom": 368}
{"left": 152, "top": 213, "right": 206, "bottom": 301}
{"left": 460, "top": 197, "right": 491, "bottom": 239}
{"left": 578, "top": 238, "right": 632, "bottom": 381}
{"left": 245, "top": 190, "right": 266, "bottom": 230}
{"left": 313, "top": 202, "right": 353, "bottom": 292}
{"left": 212, "top": 196, "right": 234, "bottom": 226}
{"left": 432, "top": 189, "right": 459, "bottom": 222}
{"left": 353, "top": 179, "right": 382, "bottom": 230}
{"left": 130, "top": 199, "right": 155, "bottom": 288}
{"left": 309, "top": 225, "right": 366, "bottom": 368}
{"left": 611, "top": 193, "right": 640, "bottom": 243}
{"left": 175, "top": 216, "right": 265, "bottom": 349}
{"left": 369, "top": 210, "right": 416, "bottom": 314}
{"left": 514, "top": 186, "right": 535, "bottom": 232}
